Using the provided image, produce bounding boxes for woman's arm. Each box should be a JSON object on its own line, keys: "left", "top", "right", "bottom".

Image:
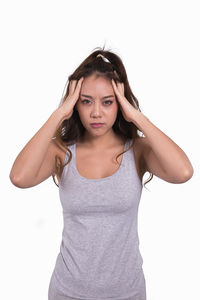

{"left": 9, "top": 108, "right": 66, "bottom": 186}
{"left": 111, "top": 79, "right": 194, "bottom": 183}
{"left": 132, "top": 110, "right": 194, "bottom": 183}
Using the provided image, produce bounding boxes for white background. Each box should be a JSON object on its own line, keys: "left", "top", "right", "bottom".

{"left": 1, "top": 0, "right": 200, "bottom": 299}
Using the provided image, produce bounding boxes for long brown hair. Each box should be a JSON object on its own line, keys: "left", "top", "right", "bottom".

{"left": 52, "top": 46, "right": 153, "bottom": 189}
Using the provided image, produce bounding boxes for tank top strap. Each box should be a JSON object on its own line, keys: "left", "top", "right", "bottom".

{"left": 59, "top": 144, "right": 74, "bottom": 186}
{"left": 63, "top": 143, "right": 74, "bottom": 164}
{"left": 125, "top": 138, "right": 133, "bottom": 150}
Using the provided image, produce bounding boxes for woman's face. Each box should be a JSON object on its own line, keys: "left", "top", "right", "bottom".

{"left": 75, "top": 74, "right": 119, "bottom": 137}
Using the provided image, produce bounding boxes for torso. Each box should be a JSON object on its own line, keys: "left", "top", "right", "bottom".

{"left": 54, "top": 137, "right": 146, "bottom": 185}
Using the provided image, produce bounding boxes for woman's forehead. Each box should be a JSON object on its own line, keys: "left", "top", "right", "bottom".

{"left": 81, "top": 76, "right": 113, "bottom": 92}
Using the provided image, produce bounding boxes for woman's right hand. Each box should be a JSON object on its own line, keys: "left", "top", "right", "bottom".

{"left": 58, "top": 77, "right": 84, "bottom": 120}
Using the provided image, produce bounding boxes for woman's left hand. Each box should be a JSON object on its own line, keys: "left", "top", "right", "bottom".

{"left": 111, "top": 79, "right": 139, "bottom": 123}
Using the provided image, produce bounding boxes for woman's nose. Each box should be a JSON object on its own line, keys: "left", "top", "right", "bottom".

{"left": 91, "top": 102, "right": 102, "bottom": 116}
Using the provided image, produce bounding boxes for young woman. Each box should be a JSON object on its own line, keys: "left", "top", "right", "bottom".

{"left": 9, "top": 47, "right": 193, "bottom": 300}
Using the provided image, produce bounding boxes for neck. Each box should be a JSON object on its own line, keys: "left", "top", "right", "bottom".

{"left": 79, "top": 129, "right": 125, "bottom": 150}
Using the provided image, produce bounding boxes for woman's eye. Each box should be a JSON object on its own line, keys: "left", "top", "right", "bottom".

{"left": 81, "top": 100, "right": 113, "bottom": 105}
{"left": 104, "top": 100, "right": 113, "bottom": 105}
{"left": 81, "top": 99, "right": 90, "bottom": 104}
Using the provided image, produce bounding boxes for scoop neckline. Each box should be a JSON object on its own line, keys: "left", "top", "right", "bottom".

{"left": 72, "top": 139, "right": 129, "bottom": 182}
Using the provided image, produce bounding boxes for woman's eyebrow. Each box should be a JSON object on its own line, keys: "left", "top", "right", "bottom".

{"left": 81, "top": 94, "right": 115, "bottom": 99}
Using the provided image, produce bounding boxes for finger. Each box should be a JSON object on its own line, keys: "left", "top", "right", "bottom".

{"left": 116, "top": 82, "right": 125, "bottom": 98}
{"left": 70, "top": 78, "right": 83, "bottom": 95}
{"left": 111, "top": 79, "right": 117, "bottom": 90}
{"left": 112, "top": 79, "right": 121, "bottom": 96}
{"left": 74, "top": 77, "right": 84, "bottom": 94}
{"left": 121, "top": 83, "right": 125, "bottom": 95}
{"left": 118, "top": 82, "right": 124, "bottom": 96}
{"left": 69, "top": 80, "right": 77, "bottom": 95}
{"left": 114, "top": 70, "right": 120, "bottom": 79}
{"left": 78, "top": 76, "right": 84, "bottom": 86}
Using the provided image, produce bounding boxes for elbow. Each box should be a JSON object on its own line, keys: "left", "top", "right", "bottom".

{"left": 9, "top": 173, "right": 26, "bottom": 189}
{"left": 180, "top": 166, "right": 194, "bottom": 183}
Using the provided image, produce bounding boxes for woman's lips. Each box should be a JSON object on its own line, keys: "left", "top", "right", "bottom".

{"left": 90, "top": 123, "right": 104, "bottom": 128}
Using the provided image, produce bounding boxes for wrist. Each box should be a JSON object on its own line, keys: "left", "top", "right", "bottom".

{"left": 53, "top": 106, "right": 66, "bottom": 120}
{"left": 130, "top": 110, "right": 148, "bottom": 130}
{"left": 51, "top": 107, "right": 66, "bottom": 130}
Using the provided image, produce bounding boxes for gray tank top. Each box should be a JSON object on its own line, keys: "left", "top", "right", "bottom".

{"left": 50, "top": 138, "right": 145, "bottom": 300}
